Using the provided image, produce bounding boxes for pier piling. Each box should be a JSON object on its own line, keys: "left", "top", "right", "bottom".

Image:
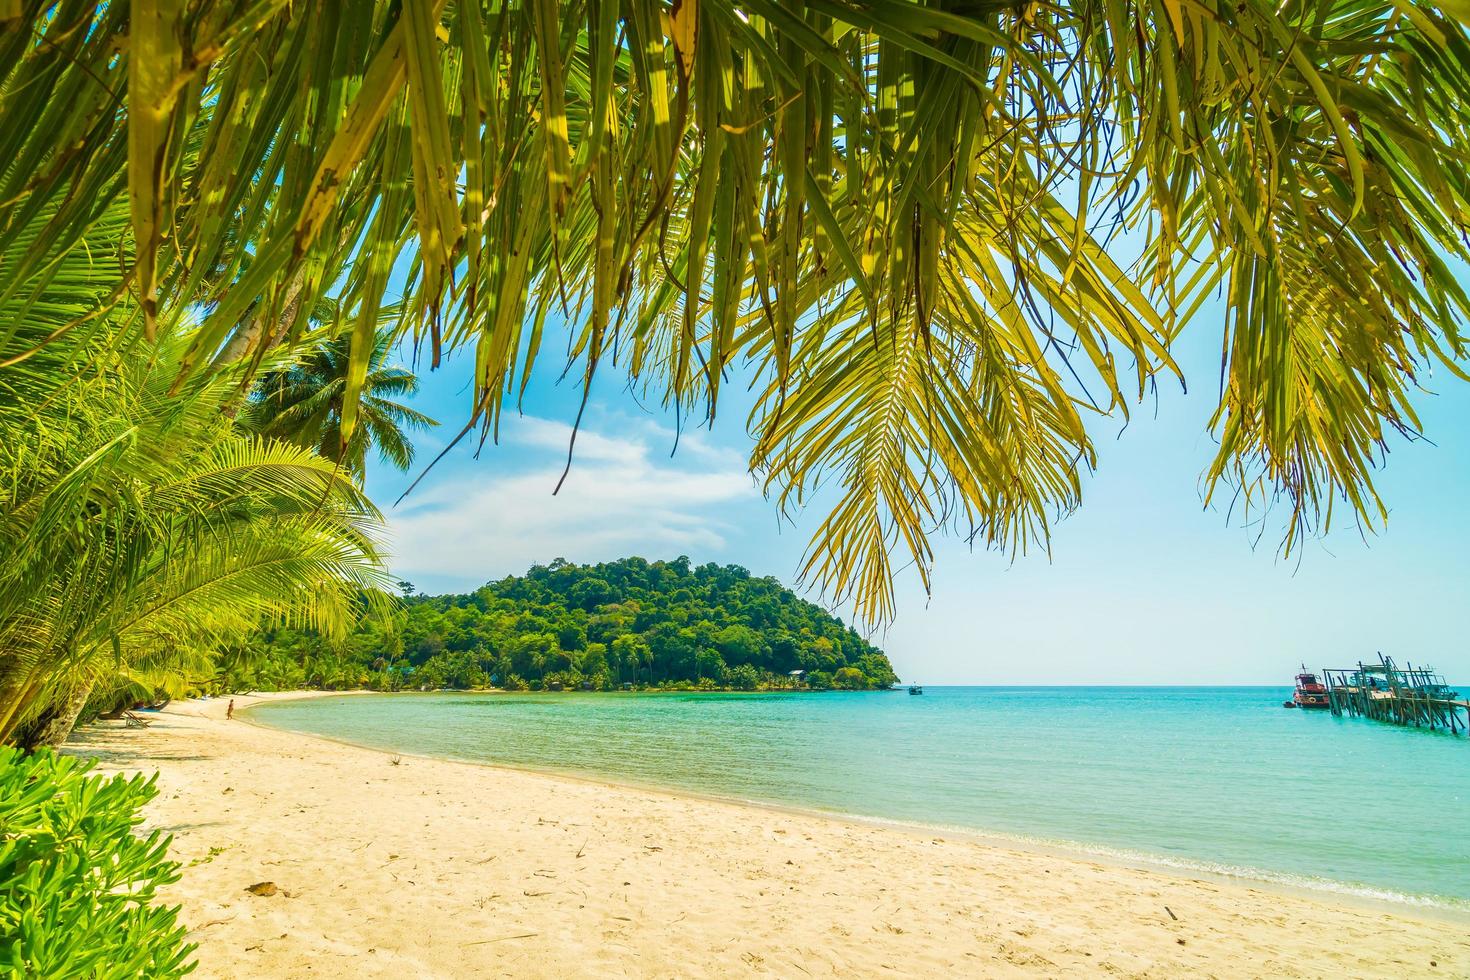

{"left": 1321, "top": 654, "right": 1467, "bottom": 736}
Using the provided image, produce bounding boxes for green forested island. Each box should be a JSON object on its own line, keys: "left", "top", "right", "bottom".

{"left": 229, "top": 557, "right": 899, "bottom": 693}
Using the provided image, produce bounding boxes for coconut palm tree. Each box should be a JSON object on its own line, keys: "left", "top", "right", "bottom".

{"left": 0, "top": 198, "right": 392, "bottom": 748}
{"left": 247, "top": 322, "right": 438, "bottom": 477}
{"left": 0, "top": 328, "right": 393, "bottom": 745}
{"left": 3, "top": 2, "right": 1470, "bottom": 623}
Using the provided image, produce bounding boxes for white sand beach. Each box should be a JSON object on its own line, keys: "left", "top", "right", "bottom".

{"left": 64, "top": 693, "right": 1467, "bottom": 979}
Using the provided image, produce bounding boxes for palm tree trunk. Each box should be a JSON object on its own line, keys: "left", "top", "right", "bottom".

{"left": 213, "top": 225, "right": 356, "bottom": 371}
{"left": 0, "top": 672, "right": 45, "bottom": 745}
{"left": 212, "top": 275, "right": 307, "bottom": 368}
{"left": 17, "top": 679, "right": 96, "bottom": 751}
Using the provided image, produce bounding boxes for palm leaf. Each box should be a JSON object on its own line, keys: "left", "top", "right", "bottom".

{"left": 2, "top": 0, "right": 1468, "bottom": 624}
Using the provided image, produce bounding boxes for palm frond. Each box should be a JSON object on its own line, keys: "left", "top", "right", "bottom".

{"left": 2, "top": 1, "right": 1468, "bottom": 623}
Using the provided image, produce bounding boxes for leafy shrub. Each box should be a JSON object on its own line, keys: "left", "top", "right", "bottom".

{"left": 0, "top": 748, "right": 195, "bottom": 978}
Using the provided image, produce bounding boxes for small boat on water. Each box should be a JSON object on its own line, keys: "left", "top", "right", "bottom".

{"left": 908, "top": 684, "right": 923, "bottom": 695}
{"left": 1287, "top": 666, "right": 1330, "bottom": 709}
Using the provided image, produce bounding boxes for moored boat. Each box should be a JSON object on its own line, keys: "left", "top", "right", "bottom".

{"left": 908, "top": 684, "right": 923, "bottom": 695}
{"left": 1292, "top": 666, "right": 1330, "bottom": 709}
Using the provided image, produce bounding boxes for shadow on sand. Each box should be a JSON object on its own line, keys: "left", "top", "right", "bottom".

{"left": 60, "top": 724, "right": 215, "bottom": 766}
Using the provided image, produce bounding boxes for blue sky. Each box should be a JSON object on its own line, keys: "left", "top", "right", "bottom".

{"left": 364, "top": 300, "right": 1470, "bottom": 686}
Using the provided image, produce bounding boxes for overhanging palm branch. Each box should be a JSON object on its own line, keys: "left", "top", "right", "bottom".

{"left": 2, "top": 1, "right": 1469, "bottom": 622}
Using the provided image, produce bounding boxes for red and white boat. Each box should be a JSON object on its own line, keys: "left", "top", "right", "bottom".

{"left": 1289, "top": 667, "right": 1330, "bottom": 709}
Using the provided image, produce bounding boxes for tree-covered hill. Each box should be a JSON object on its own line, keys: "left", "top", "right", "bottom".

{"left": 228, "top": 557, "right": 900, "bottom": 693}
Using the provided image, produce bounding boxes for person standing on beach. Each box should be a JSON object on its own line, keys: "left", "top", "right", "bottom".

{"left": 227, "top": 699, "right": 234, "bottom": 720}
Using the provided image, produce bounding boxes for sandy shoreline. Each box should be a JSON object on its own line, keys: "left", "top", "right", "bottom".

{"left": 64, "top": 692, "right": 1466, "bottom": 978}
{"left": 234, "top": 694, "right": 1469, "bottom": 922}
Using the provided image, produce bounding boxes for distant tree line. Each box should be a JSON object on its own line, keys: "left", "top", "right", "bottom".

{"left": 228, "top": 557, "right": 900, "bottom": 693}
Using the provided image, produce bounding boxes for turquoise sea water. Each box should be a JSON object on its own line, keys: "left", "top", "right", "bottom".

{"left": 248, "top": 686, "right": 1470, "bottom": 908}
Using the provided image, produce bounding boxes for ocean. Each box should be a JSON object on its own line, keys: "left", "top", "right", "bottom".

{"left": 247, "top": 686, "right": 1469, "bottom": 909}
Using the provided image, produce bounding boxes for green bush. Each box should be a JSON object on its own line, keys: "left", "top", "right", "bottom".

{"left": 0, "top": 748, "right": 195, "bottom": 978}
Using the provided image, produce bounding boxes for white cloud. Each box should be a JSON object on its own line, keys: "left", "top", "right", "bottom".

{"left": 385, "top": 415, "right": 758, "bottom": 586}
{"left": 510, "top": 415, "right": 649, "bottom": 464}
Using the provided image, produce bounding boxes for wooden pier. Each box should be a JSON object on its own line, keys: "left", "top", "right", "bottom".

{"left": 1321, "top": 654, "right": 1468, "bottom": 736}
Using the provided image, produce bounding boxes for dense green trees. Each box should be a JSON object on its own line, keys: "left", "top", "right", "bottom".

{"left": 231, "top": 558, "right": 900, "bottom": 693}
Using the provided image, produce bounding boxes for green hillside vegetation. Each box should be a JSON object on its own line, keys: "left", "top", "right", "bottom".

{"left": 229, "top": 558, "right": 899, "bottom": 693}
